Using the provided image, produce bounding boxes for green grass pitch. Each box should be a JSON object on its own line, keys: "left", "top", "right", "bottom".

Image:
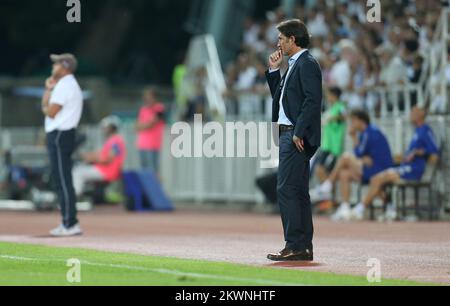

{"left": 0, "top": 242, "right": 433, "bottom": 286}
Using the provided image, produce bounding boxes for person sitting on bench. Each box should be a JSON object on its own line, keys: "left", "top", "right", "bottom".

{"left": 73, "top": 116, "right": 127, "bottom": 197}
{"left": 311, "top": 110, "right": 393, "bottom": 222}
{"left": 351, "top": 107, "right": 440, "bottom": 221}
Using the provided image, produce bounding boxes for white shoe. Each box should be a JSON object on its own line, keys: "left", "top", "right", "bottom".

{"left": 50, "top": 224, "right": 83, "bottom": 237}
{"left": 331, "top": 204, "right": 352, "bottom": 222}
{"left": 310, "top": 186, "right": 332, "bottom": 203}
{"left": 351, "top": 206, "right": 365, "bottom": 221}
{"left": 49, "top": 224, "right": 65, "bottom": 236}
{"left": 385, "top": 204, "right": 397, "bottom": 222}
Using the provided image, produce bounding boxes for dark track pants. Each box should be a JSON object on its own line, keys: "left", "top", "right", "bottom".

{"left": 277, "top": 130, "right": 315, "bottom": 251}
{"left": 47, "top": 129, "right": 78, "bottom": 228}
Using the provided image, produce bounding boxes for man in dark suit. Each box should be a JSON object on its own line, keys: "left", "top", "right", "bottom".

{"left": 266, "top": 19, "right": 323, "bottom": 262}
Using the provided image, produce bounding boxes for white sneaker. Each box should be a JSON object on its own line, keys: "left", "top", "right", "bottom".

{"left": 310, "top": 185, "right": 332, "bottom": 203}
{"left": 50, "top": 224, "right": 83, "bottom": 237}
{"left": 351, "top": 204, "right": 365, "bottom": 221}
{"left": 331, "top": 204, "right": 352, "bottom": 222}
{"left": 385, "top": 204, "right": 397, "bottom": 222}
{"left": 49, "top": 224, "right": 66, "bottom": 236}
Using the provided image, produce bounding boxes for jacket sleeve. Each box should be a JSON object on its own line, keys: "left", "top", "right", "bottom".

{"left": 294, "top": 60, "right": 323, "bottom": 139}
{"left": 265, "top": 70, "right": 281, "bottom": 98}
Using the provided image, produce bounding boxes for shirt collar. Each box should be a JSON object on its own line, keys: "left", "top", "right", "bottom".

{"left": 365, "top": 124, "right": 375, "bottom": 133}
{"left": 59, "top": 74, "right": 74, "bottom": 81}
{"left": 289, "top": 49, "right": 308, "bottom": 66}
{"left": 416, "top": 123, "right": 427, "bottom": 130}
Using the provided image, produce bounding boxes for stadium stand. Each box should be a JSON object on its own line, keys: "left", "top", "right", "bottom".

{"left": 222, "top": 0, "right": 447, "bottom": 118}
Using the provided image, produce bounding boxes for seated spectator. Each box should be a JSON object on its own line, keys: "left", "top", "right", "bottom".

{"left": 73, "top": 116, "right": 127, "bottom": 197}
{"left": 313, "top": 87, "right": 347, "bottom": 186}
{"left": 378, "top": 45, "right": 409, "bottom": 86}
{"left": 311, "top": 110, "right": 393, "bottom": 222}
{"left": 408, "top": 54, "right": 424, "bottom": 84}
{"left": 351, "top": 107, "right": 440, "bottom": 221}
{"left": 329, "top": 40, "right": 354, "bottom": 90}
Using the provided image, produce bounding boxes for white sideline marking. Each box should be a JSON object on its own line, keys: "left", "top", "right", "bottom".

{"left": 0, "top": 201, "right": 34, "bottom": 211}
{"left": 0, "top": 255, "right": 36, "bottom": 261}
{"left": 0, "top": 254, "right": 303, "bottom": 286}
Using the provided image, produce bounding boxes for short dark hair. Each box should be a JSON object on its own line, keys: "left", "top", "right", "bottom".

{"left": 328, "top": 86, "right": 342, "bottom": 99}
{"left": 277, "top": 19, "right": 311, "bottom": 48}
{"left": 350, "top": 109, "right": 371, "bottom": 125}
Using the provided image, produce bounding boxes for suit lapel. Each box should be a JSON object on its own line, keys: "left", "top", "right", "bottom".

{"left": 284, "top": 50, "right": 307, "bottom": 89}
{"left": 279, "top": 51, "right": 308, "bottom": 124}
{"left": 273, "top": 69, "right": 288, "bottom": 102}
{"left": 273, "top": 51, "right": 309, "bottom": 123}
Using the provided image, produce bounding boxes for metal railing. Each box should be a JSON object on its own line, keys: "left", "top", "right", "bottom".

{"left": 420, "top": 7, "right": 450, "bottom": 114}
{"left": 224, "top": 85, "right": 422, "bottom": 120}
{"left": 367, "top": 84, "right": 425, "bottom": 118}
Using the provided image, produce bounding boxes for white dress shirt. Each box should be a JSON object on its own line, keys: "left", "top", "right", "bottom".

{"left": 270, "top": 49, "right": 308, "bottom": 126}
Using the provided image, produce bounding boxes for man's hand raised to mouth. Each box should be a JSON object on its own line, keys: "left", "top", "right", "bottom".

{"left": 269, "top": 49, "right": 283, "bottom": 70}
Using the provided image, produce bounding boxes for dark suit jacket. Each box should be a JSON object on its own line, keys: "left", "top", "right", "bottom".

{"left": 266, "top": 50, "right": 323, "bottom": 149}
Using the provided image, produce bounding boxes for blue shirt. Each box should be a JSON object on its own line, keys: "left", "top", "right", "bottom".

{"left": 354, "top": 125, "right": 393, "bottom": 177}
{"left": 402, "top": 124, "right": 439, "bottom": 172}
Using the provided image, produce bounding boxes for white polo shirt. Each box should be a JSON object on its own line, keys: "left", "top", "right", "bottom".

{"left": 45, "top": 74, "right": 83, "bottom": 133}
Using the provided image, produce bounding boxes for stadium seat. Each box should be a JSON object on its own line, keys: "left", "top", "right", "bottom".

{"left": 390, "top": 154, "right": 442, "bottom": 221}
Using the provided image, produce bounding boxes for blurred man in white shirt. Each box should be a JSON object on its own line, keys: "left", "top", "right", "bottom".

{"left": 41, "top": 53, "right": 84, "bottom": 237}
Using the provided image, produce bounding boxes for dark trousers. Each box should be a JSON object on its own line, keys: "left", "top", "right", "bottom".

{"left": 277, "top": 130, "right": 315, "bottom": 251}
{"left": 47, "top": 129, "right": 78, "bottom": 228}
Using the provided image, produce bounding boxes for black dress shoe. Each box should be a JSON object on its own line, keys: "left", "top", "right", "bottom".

{"left": 267, "top": 248, "right": 314, "bottom": 262}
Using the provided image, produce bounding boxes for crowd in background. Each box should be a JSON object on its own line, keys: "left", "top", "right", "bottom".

{"left": 224, "top": 0, "right": 446, "bottom": 118}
